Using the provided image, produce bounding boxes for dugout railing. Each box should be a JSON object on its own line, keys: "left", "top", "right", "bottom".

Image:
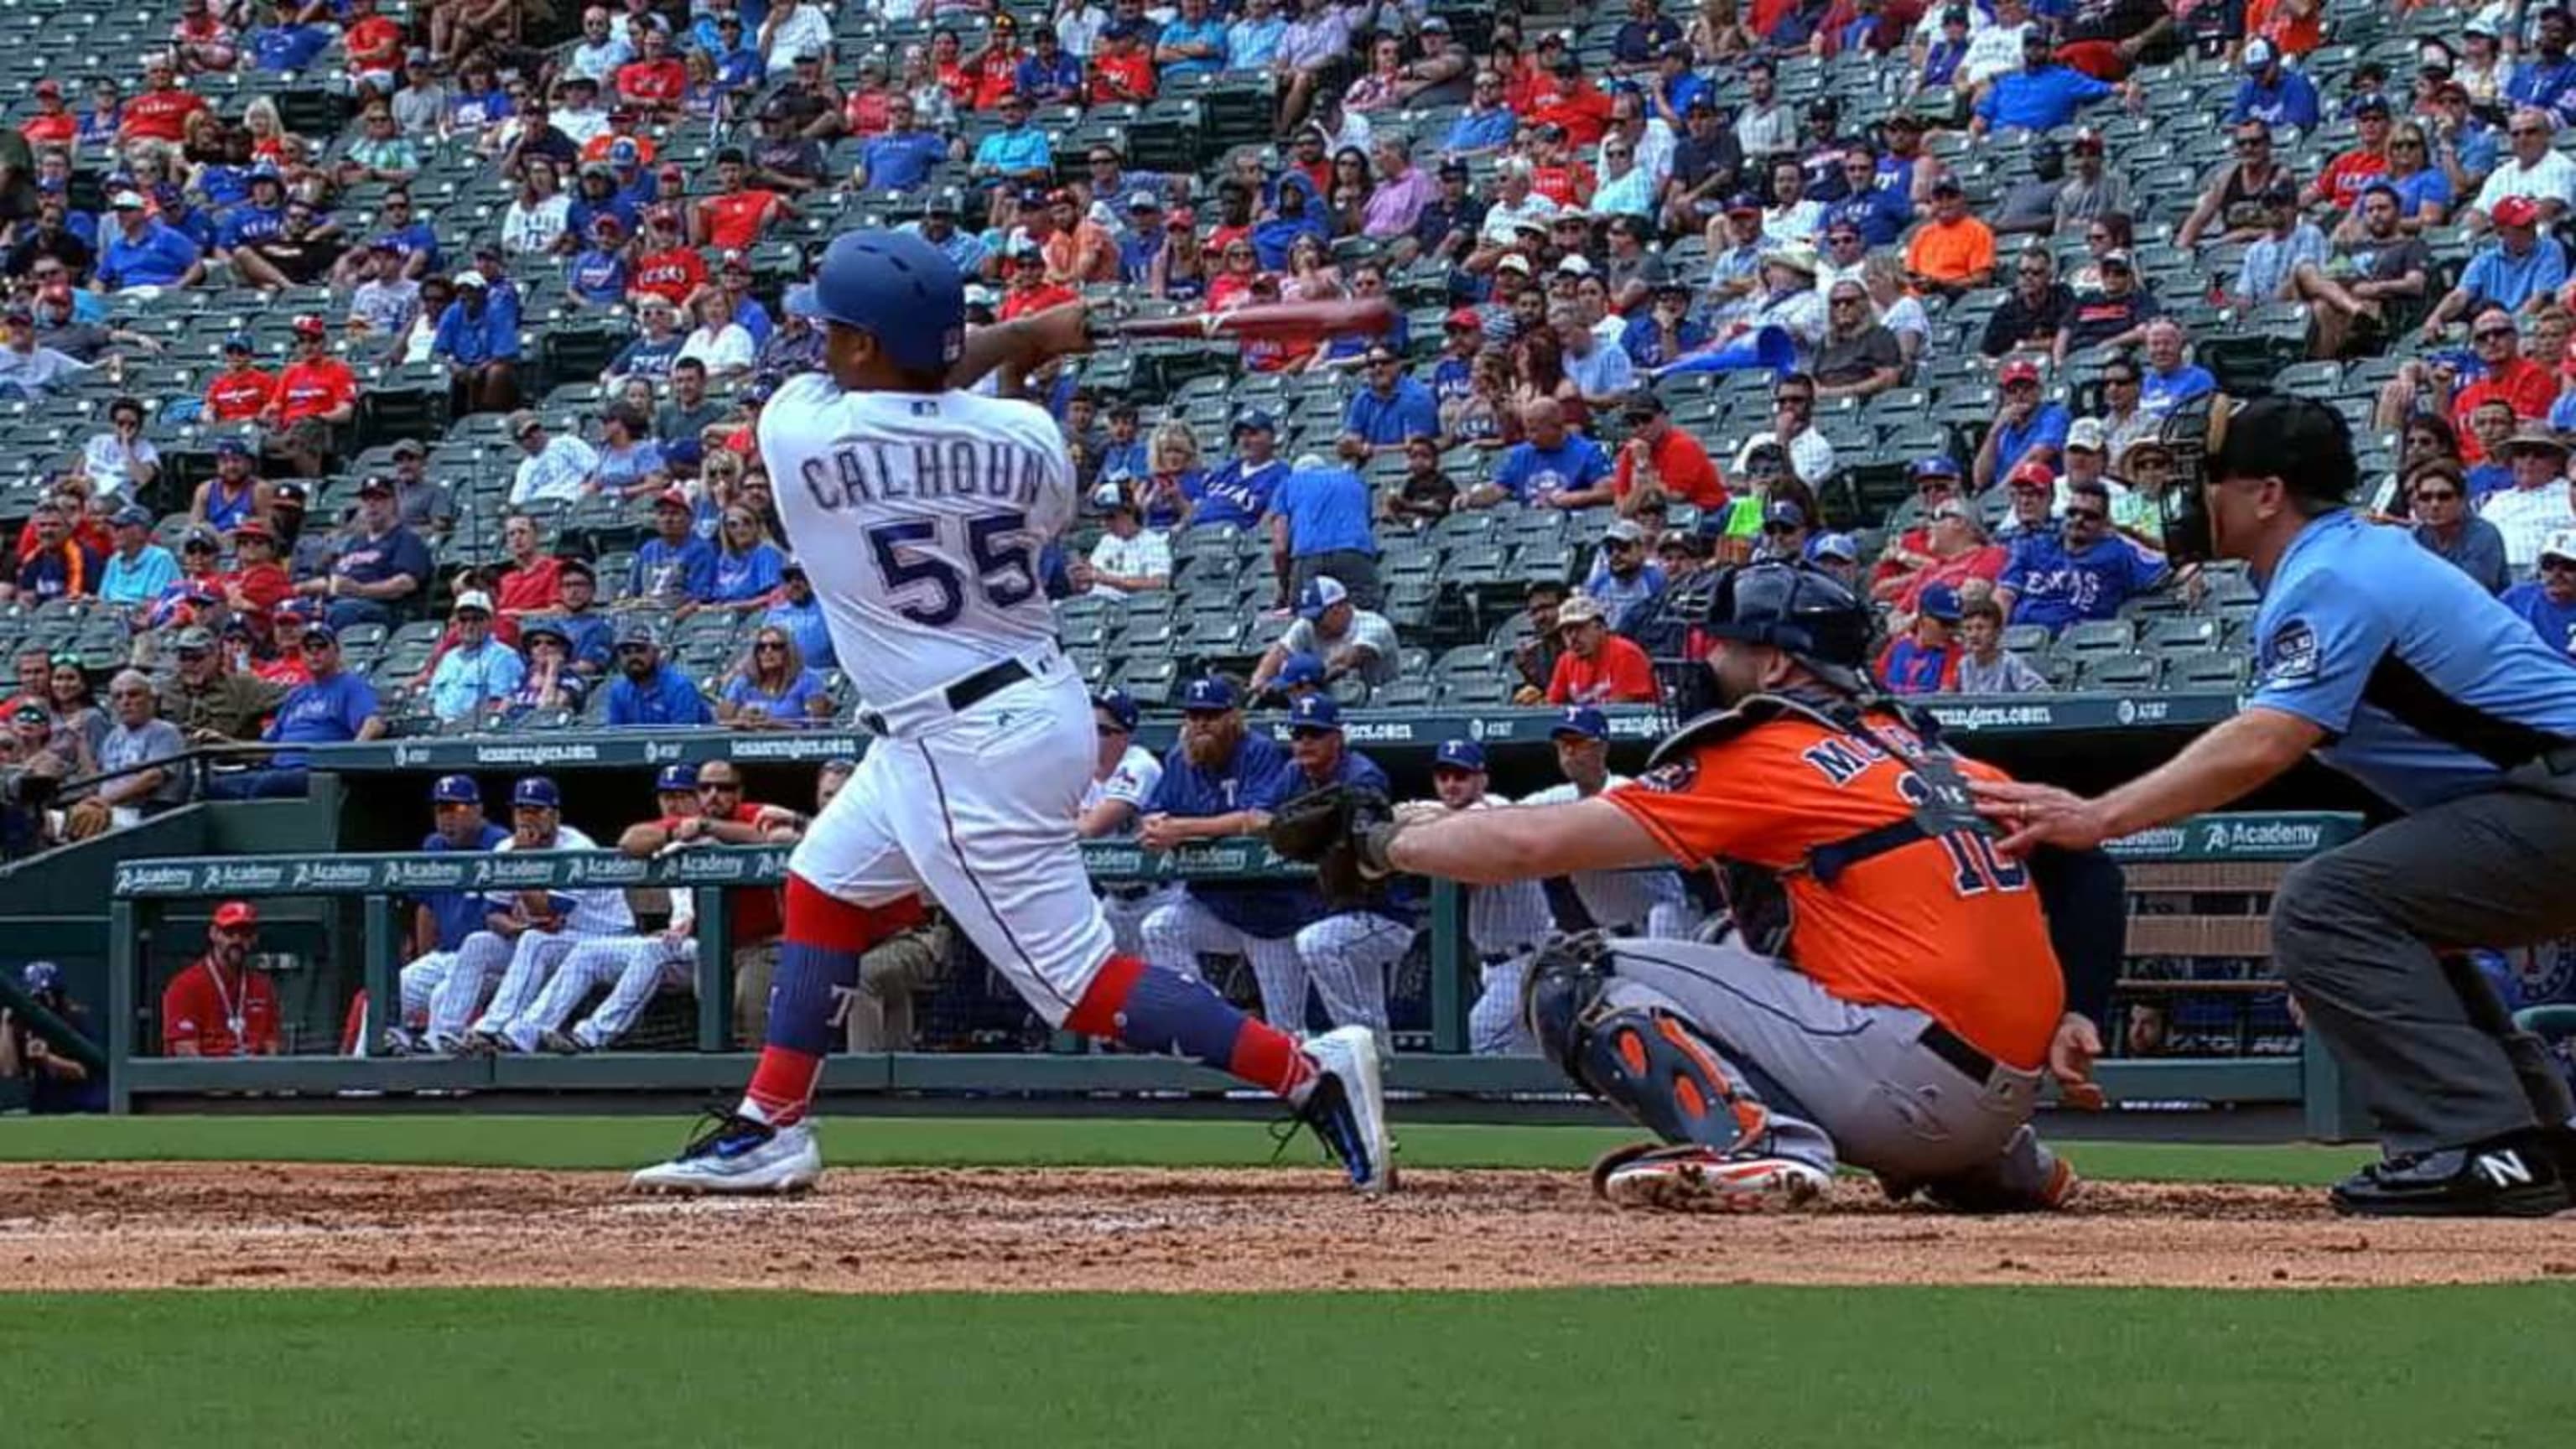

{"left": 96, "top": 811, "right": 2369, "bottom": 1135}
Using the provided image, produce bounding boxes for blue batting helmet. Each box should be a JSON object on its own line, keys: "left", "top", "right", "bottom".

{"left": 512, "top": 776, "right": 562, "bottom": 810}
{"left": 655, "top": 762, "right": 699, "bottom": 792}
{"left": 428, "top": 773, "right": 480, "bottom": 805}
{"left": 811, "top": 228, "right": 964, "bottom": 374}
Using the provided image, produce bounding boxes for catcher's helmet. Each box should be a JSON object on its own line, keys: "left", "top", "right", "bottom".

{"left": 1700, "top": 560, "right": 1874, "bottom": 685}
{"left": 811, "top": 227, "right": 965, "bottom": 374}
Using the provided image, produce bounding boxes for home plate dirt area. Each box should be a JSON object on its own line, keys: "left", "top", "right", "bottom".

{"left": 3, "top": 1162, "right": 2572, "bottom": 1293}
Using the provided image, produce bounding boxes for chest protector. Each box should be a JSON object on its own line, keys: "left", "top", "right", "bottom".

{"left": 1646, "top": 691, "right": 2001, "bottom": 960}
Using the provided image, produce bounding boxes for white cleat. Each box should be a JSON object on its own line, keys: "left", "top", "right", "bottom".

{"left": 1299, "top": 1026, "right": 1395, "bottom": 1197}
{"left": 1594, "top": 1143, "right": 1830, "bottom": 1213}
{"left": 629, "top": 1113, "right": 823, "bottom": 1195}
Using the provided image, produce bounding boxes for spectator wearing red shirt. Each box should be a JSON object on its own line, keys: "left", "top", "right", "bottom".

{"left": 120, "top": 54, "right": 210, "bottom": 143}
{"left": 202, "top": 335, "right": 278, "bottom": 423}
{"left": 492, "top": 512, "right": 564, "bottom": 629}
{"left": 1527, "top": 54, "right": 1615, "bottom": 148}
{"left": 253, "top": 607, "right": 314, "bottom": 686}
{"left": 221, "top": 518, "right": 293, "bottom": 621}
{"left": 19, "top": 79, "right": 73, "bottom": 146}
{"left": 1526, "top": 127, "right": 1598, "bottom": 208}
{"left": 968, "top": 17, "right": 1027, "bottom": 112}
{"left": 1613, "top": 391, "right": 1727, "bottom": 512}
{"left": 2305, "top": 95, "right": 2393, "bottom": 210}
{"left": 257, "top": 315, "right": 359, "bottom": 478}
{"left": 2244, "top": 0, "right": 2322, "bottom": 58}
{"left": 825, "top": 56, "right": 897, "bottom": 140}
{"left": 14, "top": 481, "right": 112, "bottom": 565}
{"left": 619, "top": 758, "right": 790, "bottom": 1042}
{"left": 999, "top": 244, "right": 1078, "bottom": 319}
{"left": 341, "top": 0, "right": 406, "bottom": 94}
{"left": 2452, "top": 307, "right": 2556, "bottom": 455}
{"left": 613, "top": 26, "right": 688, "bottom": 118}
{"left": 1089, "top": 23, "right": 1157, "bottom": 105}
{"left": 630, "top": 208, "right": 706, "bottom": 306}
{"left": 6, "top": 499, "right": 100, "bottom": 605}
{"left": 579, "top": 113, "right": 659, "bottom": 166}
{"left": 1545, "top": 594, "right": 1662, "bottom": 704}
{"left": 692, "top": 148, "right": 794, "bottom": 252}
{"left": 161, "top": 901, "right": 281, "bottom": 1058}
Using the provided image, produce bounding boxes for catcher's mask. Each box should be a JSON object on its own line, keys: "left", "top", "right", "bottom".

{"left": 1697, "top": 560, "right": 1873, "bottom": 693}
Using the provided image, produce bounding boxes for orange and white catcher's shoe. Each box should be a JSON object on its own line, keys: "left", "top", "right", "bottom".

{"left": 1590, "top": 1142, "right": 1831, "bottom": 1213}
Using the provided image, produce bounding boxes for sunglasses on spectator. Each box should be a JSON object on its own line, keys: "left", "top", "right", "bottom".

{"left": 2105, "top": 371, "right": 2138, "bottom": 385}
{"left": 2475, "top": 325, "right": 2517, "bottom": 340}
{"left": 300, "top": 637, "right": 336, "bottom": 652}
{"left": 2414, "top": 488, "right": 2460, "bottom": 502}
{"left": 2065, "top": 507, "right": 2108, "bottom": 523}
{"left": 698, "top": 781, "right": 741, "bottom": 793}
{"left": 755, "top": 640, "right": 785, "bottom": 651}
{"left": 2512, "top": 125, "right": 2548, "bottom": 137}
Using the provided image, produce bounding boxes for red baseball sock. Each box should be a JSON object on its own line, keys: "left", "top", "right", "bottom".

{"left": 1067, "top": 954, "right": 1317, "bottom": 1100}
{"left": 740, "top": 879, "right": 926, "bottom": 1127}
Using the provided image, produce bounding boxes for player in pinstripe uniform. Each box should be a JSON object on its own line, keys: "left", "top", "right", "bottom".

{"left": 1139, "top": 677, "right": 1317, "bottom": 1031}
{"left": 1519, "top": 707, "right": 1702, "bottom": 941}
{"left": 425, "top": 776, "right": 634, "bottom": 1054}
{"left": 479, "top": 764, "right": 705, "bottom": 1054}
{"left": 378, "top": 773, "right": 511, "bottom": 1057}
{"left": 1077, "top": 688, "right": 1169, "bottom": 958}
{"left": 1402, "top": 740, "right": 1555, "bottom": 1055}
{"left": 1284, "top": 694, "right": 1419, "bottom": 1047}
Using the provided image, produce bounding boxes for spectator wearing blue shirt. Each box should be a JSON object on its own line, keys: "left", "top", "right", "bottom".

{"left": 761, "top": 558, "right": 835, "bottom": 669}
{"left": 2137, "top": 319, "right": 2219, "bottom": 420}
{"left": 1996, "top": 477, "right": 2170, "bottom": 632}
{"left": 2508, "top": 10, "right": 2576, "bottom": 126}
{"left": 95, "top": 192, "right": 205, "bottom": 291}
{"left": 626, "top": 490, "right": 719, "bottom": 605}
{"left": 426, "top": 591, "right": 527, "bottom": 724}
{"left": 98, "top": 505, "right": 179, "bottom": 610}
{"left": 1339, "top": 347, "right": 1441, "bottom": 455}
{"left": 2438, "top": 199, "right": 2570, "bottom": 321}
{"left": 2228, "top": 39, "right": 2320, "bottom": 131}
{"left": 1154, "top": 0, "right": 1229, "bottom": 84}
{"left": 214, "top": 173, "right": 291, "bottom": 257}
{"left": 430, "top": 271, "right": 523, "bottom": 415}
{"left": 1473, "top": 397, "right": 1615, "bottom": 510}
{"left": 1270, "top": 455, "right": 1383, "bottom": 609}
{"left": 589, "top": 404, "right": 666, "bottom": 496}
{"left": 549, "top": 559, "right": 617, "bottom": 675}
{"left": 605, "top": 623, "right": 715, "bottom": 727}
{"left": 1187, "top": 414, "right": 1287, "bottom": 530}
{"left": 1135, "top": 676, "right": 1317, "bottom": 1019}
{"left": 247, "top": 4, "right": 335, "bottom": 72}
{"left": 709, "top": 507, "right": 788, "bottom": 607}
{"left": 970, "top": 94, "right": 1053, "bottom": 186}
{"left": 1974, "top": 356, "right": 2073, "bottom": 491}
{"left": 2502, "top": 531, "right": 2576, "bottom": 654}
{"left": 1249, "top": 179, "right": 1329, "bottom": 269}
{"left": 1442, "top": 77, "right": 1519, "bottom": 157}
{"left": 856, "top": 104, "right": 951, "bottom": 192}
{"left": 1974, "top": 31, "right": 2123, "bottom": 137}
{"left": 1586, "top": 517, "right": 1666, "bottom": 627}
{"left": 1226, "top": 0, "right": 1287, "bottom": 70}
{"left": 302, "top": 477, "right": 432, "bottom": 629}
{"left": 565, "top": 216, "right": 632, "bottom": 305}
{"left": 2408, "top": 459, "right": 2511, "bottom": 595}
{"left": 207, "top": 623, "right": 384, "bottom": 797}
{"left": 151, "top": 184, "right": 218, "bottom": 254}
{"left": 1015, "top": 30, "right": 1088, "bottom": 105}
{"left": 719, "top": 623, "right": 828, "bottom": 728}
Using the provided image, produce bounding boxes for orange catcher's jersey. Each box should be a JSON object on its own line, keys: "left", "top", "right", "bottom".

{"left": 1605, "top": 709, "right": 2064, "bottom": 1069}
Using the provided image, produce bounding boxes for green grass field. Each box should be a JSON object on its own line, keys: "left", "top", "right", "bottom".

{"left": 4, "top": 1117, "right": 2568, "bottom": 1447}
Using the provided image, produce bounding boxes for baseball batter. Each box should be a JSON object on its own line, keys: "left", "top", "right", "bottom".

{"left": 424, "top": 776, "right": 631, "bottom": 1055}
{"left": 1270, "top": 562, "right": 2106, "bottom": 1212}
{"left": 632, "top": 229, "right": 1389, "bottom": 1194}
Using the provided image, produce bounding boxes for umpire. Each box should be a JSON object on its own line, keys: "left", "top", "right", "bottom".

{"left": 1981, "top": 396, "right": 2576, "bottom": 1218}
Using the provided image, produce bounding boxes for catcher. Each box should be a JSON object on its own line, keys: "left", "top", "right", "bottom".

{"left": 1269, "top": 561, "right": 2119, "bottom": 1211}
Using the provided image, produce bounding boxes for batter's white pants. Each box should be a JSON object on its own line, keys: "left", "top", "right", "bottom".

{"left": 1141, "top": 895, "right": 1309, "bottom": 1034}
{"left": 1294, "top": 911, "right": 1414, "bottom": 1046}
{"left": 791, "top": 654, "right": 1114, "bottom": 1029}
{"left": 514, "top": 932, "right": 696, "bottom": 1051}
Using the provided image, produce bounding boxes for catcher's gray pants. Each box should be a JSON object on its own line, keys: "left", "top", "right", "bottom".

{"left": 1597, "top": 937, "right": 2059, "bottom": 1198}
{"left": 2267, "top": 774, "right": 2576, "bottom": 1154}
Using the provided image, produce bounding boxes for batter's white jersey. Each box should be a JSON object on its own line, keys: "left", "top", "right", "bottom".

{"left": 759, "top": 375, "right": 1077, "bottom": 709}
{"left": 480, "top": 825, "right": 635, "bottom": 935}
{"left": 1080, "top": 744, "right": 1163, "bottom": 832}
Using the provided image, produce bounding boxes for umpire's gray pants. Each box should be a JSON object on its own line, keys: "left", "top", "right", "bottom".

{"left": 2268, "top": 776, "right": 2576, "bottom": 1154}
{"left": 1601, "top": 938, "right": 2059, "bottom": 1198}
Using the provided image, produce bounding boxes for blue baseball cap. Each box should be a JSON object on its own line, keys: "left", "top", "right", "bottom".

{"left": 112, "top": 503, "right": 153, "bottom": 529}
{"left": 1276, "top": 652, "right": 1327, "bottom": 688}
{"left": 782, "top": 283, "right": 818, "bottom": 319}
{"left": 1233, "top": 411, "right": 1277, "bottom": 437}
{"left": 1433, "top": 739, "right": 1487, "bottom": 772}
{"left": 429, "top": 773, "right": 480, "bottom": 804}
{"left": 21, "top": 960, "right": 60, "bottom": 995}
{"left": 215, "top": 435, "right": 252, "bottom": 457}
{"left": 1093, "top": 688, "right": 1140, "bottom": 732}
{"left": 655, "top": 762, "right": 700, "bottom": 792}
{"left": 222, "top": 333, "right": 255, "bottom": 354}
{"left": 1812, "top": 532, "right": 1860, "bottom": 563}
{"left": 1917, "top": 583, "right": 1964, "bottom": 622}
{"left": 1296, "top": 575, "right": 1351, "bottom": 621}
{"left": 1287, "top": 693, "right": 1343, "bottom": 734}
{"left": 1551, "top": 705, "right": 1609, "bottom": 741}
{"left": 1180, "top": 676, "right": 1238, "bottom": 713}
{"left": 1911, "top": 454, "right": 1961, "bottom": 479}
{"left": 512, "top": 776, "right": 562, "bottom": 810}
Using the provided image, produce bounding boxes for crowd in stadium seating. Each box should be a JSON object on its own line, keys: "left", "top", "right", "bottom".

{"left": 3, "top": 0, "right": 2576, "bottom": 862}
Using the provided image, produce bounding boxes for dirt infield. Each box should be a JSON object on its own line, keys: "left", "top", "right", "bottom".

{"left": 3, "top": 1161, "right": 2573, "bottom": 1293}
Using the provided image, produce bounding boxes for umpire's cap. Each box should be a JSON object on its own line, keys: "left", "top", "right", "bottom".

{"left": 655, "top": 762, "right": 700, "bottom": 792}
{"left": 2210, "top": 394, "right": 2357, "bottom": 506}
{"left": 1701, "top": 561, "right": 1874, "bottom": 686}
{"left": 429, "top": 773, "right": 480, "bottom": 805}
{"left": 812, "top": 228, "right": 965, "bottom": 375}
{"left": 512, "top": 776, "right": 563, "bottom": 811}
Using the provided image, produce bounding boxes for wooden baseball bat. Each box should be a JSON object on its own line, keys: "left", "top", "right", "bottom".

{"left": 1109, "top": 299, "right": 1399, "bottom": 342}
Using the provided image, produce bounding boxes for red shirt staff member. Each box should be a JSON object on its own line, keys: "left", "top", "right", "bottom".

{"left": 161, "top": 900, "right": 282, "bottom": 1057}
{"left": 1545, "top": 594, "right": 1662, "bottom": 704}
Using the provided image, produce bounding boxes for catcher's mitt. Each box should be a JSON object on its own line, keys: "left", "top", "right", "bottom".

{"left": 1265, "top": 784, "right": 1398, "bottom": 908}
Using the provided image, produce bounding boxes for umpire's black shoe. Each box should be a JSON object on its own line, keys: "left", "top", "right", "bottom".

{"left": 2329, "top": 1131, "right": 2574, "bottom": 1218}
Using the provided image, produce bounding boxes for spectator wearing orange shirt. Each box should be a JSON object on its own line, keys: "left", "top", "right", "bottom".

{"left": 692, "top": 148, "right": 794, "bottom": 252}
{"left": 161, "top": 901, "right": 281, "bottom": 1058}
{"left": 1613, "top": 390, "right": 1727, "bottom": 516}
{"left": 1040, "top": 190, "right": 1117, "bottom": 285}
{"left": 201, "top": 335, "right": 278, "bottom": 423}
{"left": 257, "top": 315, "right": 359, "bottom": 479}
{"left": 1903, "top": 179, "right": 1996, "bottom": 300}
{"left": 1545, "top": 594, "right": 1662, "bottom": 704}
